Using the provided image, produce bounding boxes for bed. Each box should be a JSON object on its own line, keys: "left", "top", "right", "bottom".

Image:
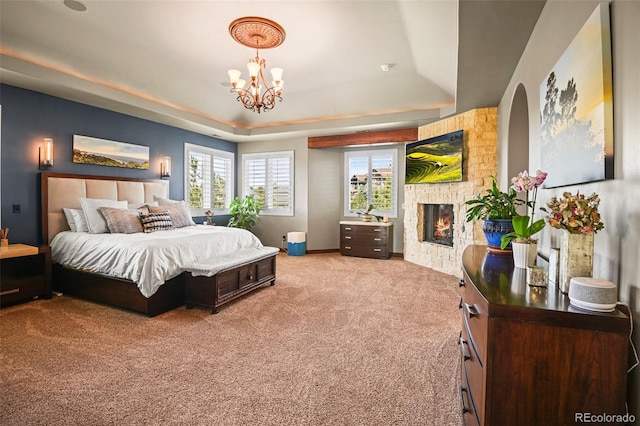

{"left": 41, "top": 172, "right": 278, "bottom": 316}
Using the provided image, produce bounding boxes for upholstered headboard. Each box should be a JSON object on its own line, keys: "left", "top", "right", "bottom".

{"left": 41, "top": 172, "right": 170, "bottom": 244}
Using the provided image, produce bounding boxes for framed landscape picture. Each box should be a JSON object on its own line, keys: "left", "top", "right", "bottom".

{"left": 405, "top": 130, "right": 463, "bottom": 184}
{"left": 539, "top": 3, "right": 613, "bottom": 188}
{"left": 73, "top": 135, "right": 149, "bottom": 169}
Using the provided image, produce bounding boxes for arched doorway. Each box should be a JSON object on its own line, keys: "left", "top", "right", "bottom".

{"left": 508, "top": 83, "right": 530, "bottom": 181}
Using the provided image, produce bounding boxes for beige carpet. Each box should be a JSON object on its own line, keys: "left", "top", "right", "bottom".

{"left": 0, "top": 253, "right": 463, "bottom": 425}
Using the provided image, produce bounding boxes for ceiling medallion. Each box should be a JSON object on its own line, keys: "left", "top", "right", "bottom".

{"left": 227, "top": 17, "right": 286, "bottom": 114}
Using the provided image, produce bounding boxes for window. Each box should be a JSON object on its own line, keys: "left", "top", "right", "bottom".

{"left": 184, "top": 144, "right": 234, "bottom": 215}
{"left": 344, "top": 149, "right": 397, "bottom": 218}
{"left": 242, "top": 151, "right": 294, "bottom": 216}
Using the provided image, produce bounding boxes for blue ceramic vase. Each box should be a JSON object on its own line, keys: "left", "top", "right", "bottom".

{"left": 482, "top": 219, "right": 514, "bottom": 251}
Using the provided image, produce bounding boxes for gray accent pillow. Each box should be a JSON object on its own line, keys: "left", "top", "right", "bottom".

{"left": 153, "top": 196, "right": 196, "bottom": 226}
{"left": 99, "top": 207, "right": 143, "bottom": 234}
{"left": 148, "top": 204, "right": 193, "bottom": 228}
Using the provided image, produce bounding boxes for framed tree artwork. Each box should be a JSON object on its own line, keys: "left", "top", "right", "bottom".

{"left": 539, "top": 3, "right": 613, "bottom": 188}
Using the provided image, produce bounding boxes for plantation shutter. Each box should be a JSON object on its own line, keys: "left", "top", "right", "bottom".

{"left": 344, "top": 149, "right": 397, "bottom": 217}
{"left": 212, "top": 155, "right": 233, "bottom": 209}
{"left": 185, "top": 144, "right": 234, "bottom": 213}
{"left": 243, "top": 151, "right": 294, "bottom": 216}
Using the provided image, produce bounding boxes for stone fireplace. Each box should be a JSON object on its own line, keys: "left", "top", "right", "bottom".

{"left": 404, "top": 108, "right": 498, "bottom": 276}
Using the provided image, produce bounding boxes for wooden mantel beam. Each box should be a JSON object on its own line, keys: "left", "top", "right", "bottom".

{"left": 308, "top": 128, "right": 418, "bottom": 149}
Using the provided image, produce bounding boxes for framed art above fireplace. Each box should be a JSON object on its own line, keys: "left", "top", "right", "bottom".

{"left": 405, "top": 130, "right": 463, "bottom": 184}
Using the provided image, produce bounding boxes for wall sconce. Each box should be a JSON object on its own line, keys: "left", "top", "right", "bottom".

{"left": 160, "top": 156, "right": 171, "bottom": 178}
{"left": 39, "top": 138, "right": 54, "bottom": 170}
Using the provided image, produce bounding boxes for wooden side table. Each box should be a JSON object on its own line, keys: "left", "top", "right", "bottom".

{"left": 0, "top": 244, "right": 52, "bottom": 306}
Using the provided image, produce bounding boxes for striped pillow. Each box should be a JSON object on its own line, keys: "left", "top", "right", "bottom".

{"left": 140, "top": 212, "right": 175, "bottom": 233}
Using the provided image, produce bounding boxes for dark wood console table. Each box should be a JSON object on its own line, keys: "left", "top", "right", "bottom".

{"left": 459, "top": 244, "right": 630, "bottom": 426}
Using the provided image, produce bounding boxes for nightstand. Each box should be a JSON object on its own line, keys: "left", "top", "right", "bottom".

{"left": 0, "top": 244, "right": 52, "bottom": 307}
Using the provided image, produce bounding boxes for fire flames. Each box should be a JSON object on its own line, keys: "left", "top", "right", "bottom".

{"left": 434, "top": 217, "right": 451, "bottom": 239}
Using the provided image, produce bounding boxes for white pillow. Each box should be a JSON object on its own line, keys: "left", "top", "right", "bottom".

{"left": 153, "top": 196, "right": 196, "bottom": 225}
{"left": 62, "top": 208, "right": 89, "bottom": 232}
{"left": 80, "top": 198, "right": 128, "bottom": 234}
{"left": 62, "top": 208, "right": 78, "bottom": 232}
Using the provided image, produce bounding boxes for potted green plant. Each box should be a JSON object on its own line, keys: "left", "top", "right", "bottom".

{"left": 464, "top": 176, "right": 518, "bottom": 250}
{"left": 227, "top": 195, "right": 260, "bottom": 231}
{"left": 353, "top": 204, "right": 383, "bottom": 222}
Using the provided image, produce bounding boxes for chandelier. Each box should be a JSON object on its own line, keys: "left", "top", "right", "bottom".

{"left": 227, "top": 17, "right": 286, "bottom": 113}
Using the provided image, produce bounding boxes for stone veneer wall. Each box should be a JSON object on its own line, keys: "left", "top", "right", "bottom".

{"left": 404, "top": 108, "right": 498, "bottom": 276}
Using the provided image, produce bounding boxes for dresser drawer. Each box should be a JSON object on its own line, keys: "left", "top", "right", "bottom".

{"left": 459, "top": 351, "right": 480, "bottom": 426}
{"left": 461, "top": 319, "right": 484, "bottom": 422}
{"left": 341, "top": 224, "right": 388, "bottom": 236}
{"left": 340, "top": 243, "right": 389, "bottom": 259}
{"left": 0, "top": 276, "right": 46, "bottom": 305}
{"left": 341, "top": 232, "right": 388, "bottom": 246}
{"left": 462, "top": 278, "right": 488, "bottom": 364}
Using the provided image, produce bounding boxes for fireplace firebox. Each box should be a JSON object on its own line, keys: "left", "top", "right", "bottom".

{"left": 421, "top": 204, "right": 454, "bottom": 247}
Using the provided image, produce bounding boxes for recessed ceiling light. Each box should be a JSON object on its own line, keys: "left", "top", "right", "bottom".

{"left": 380, "top": 64, "right": 391, "bottom": 72}
{"left": 63, "top": 0, "right": 87, "bottom": 12}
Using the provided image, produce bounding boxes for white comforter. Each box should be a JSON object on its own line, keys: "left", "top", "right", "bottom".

{"left": 51, "top": 225, "right": 279, "bottom": 298}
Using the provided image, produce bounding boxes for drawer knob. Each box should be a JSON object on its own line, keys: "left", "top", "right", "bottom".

{"left": 458, "top": 278, "right": 465, "bottom": 287}
{"left": 345, "top": 227, "right": 352, "bottom": 231}
{"left": 247, "top": 272, "right": 254, "bottom": 280}
{"left": 344, "top": 246, "right": 352, "bottom": 250}
{"left": 374, "top": 229, "right": 381, "bottom": 232}
{"left": 373, "top": 238, "right": 382, "bottom": 241}
{"left": 373, "top": 248, "right": 382, "bottom": 252}
{"left": 345, "top": 236, "right": 352, "bottom": 239}
{"left": 465, "top": 303, "right": 478, "bottom": 319}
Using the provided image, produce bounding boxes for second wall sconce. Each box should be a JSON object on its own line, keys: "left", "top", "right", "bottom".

{"left": 160, "top": 156, "right": 171, "bottom": 178}
{"left": 39, "top": 138, "right": 54, "bottom": 170}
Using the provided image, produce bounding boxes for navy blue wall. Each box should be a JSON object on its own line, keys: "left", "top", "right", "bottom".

{"left": 0, "top": 84, "right": 237, "bottom": 246}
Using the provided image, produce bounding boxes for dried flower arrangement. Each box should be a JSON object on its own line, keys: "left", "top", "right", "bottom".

{"left": 542, "top": 192, "right": 604, "bottom": 234}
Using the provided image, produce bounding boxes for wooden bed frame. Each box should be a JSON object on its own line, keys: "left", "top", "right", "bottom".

{"left": 41, "top": 172, "right": 276, "bottom": 316}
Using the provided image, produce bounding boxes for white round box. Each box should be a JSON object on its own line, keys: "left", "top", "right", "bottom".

{"left": 568, "top": 277, "right": 617, "bottom": 313}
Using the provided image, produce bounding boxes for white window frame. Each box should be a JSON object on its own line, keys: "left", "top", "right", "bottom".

{"left": 184, "top": 143, "right": 235, "bottom": 216}
{"left": 242, "top": 151, "right": 294, "bottom": 217}
{"left": 344, "top": 148, "right": 398, "bottom": 218}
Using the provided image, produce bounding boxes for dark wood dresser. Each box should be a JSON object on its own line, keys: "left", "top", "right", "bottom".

{"left": 339, "top": 221, "right": 393, "bottom": 259}
{"left": 459, "top": 245, "right": 630, "bottom": 426}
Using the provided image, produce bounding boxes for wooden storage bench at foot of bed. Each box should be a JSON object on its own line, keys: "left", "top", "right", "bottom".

{"left": 185, "top": 254, "right": 277, "bottom": 314}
